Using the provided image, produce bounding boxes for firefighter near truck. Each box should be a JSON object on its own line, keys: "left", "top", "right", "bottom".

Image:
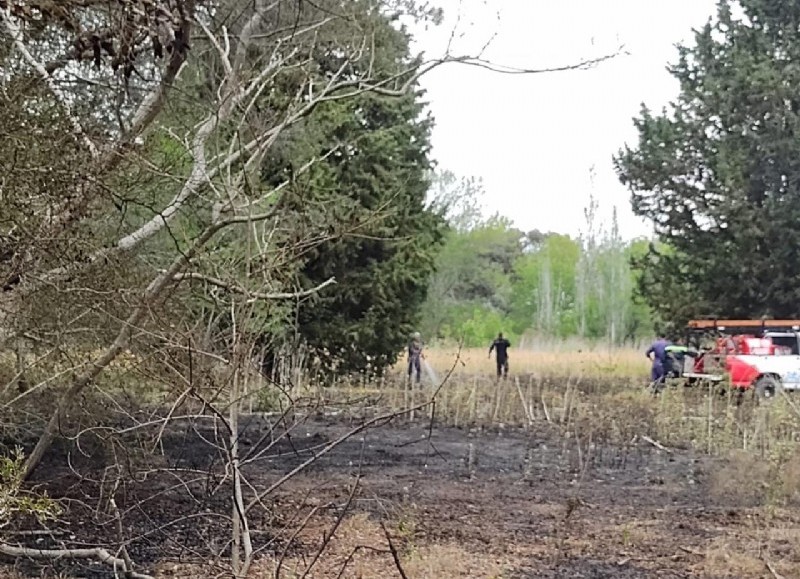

{"left": 660, "top": 319, "right": 800, "bottom": 400}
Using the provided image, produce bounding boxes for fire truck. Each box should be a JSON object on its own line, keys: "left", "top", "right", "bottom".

{"left": 678, "top": 319, "right": 800, "bottom": 398}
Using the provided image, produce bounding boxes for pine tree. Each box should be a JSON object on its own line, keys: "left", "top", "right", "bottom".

{"left": 616, "top": 0, "right": 800, "bottom": 323}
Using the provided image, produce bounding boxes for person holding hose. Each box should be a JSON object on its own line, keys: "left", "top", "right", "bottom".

{"left": 407, "top": 332, "right": 424, "bottom": 384}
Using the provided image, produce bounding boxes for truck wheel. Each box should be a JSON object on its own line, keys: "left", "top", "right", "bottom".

{"left": 754, "top": 375, "right": 781, "bottom": 401}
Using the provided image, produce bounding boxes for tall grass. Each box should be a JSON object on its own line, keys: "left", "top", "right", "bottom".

{"left": 312, "top": 345, "right": 800, "bottom": 496}
{"left": 416, "top": 345, "right": 649, "bottom": 380}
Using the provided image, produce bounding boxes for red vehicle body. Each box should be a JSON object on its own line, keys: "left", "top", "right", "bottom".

{"left": 683, "top": 320, "right": 800, "bottom": 396}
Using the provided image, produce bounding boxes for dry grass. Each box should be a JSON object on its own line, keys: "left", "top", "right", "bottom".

{"left": 9, "top": 342, "right": 800, "bottom": 578}
{"left": 702, "top": 531, "right": 800, "bottom": 579}
{"left": 149, "top": 512, "right": 511, "bottom": 579}
{"left": 321, "top": 348, "right": 800, "bottom": 473}
{"left": 417, "top": 345, "right": 648, "bottom": 380}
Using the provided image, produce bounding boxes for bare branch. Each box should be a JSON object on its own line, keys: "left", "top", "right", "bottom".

{"left": 0, "top": 8, "right": 99, "bottom": 159}
{"left": 0, "top": 543, "right": 153, "bottom": 579}
{"left": 245, "top": 403, "right": 430, "bottom": 514}
{"left": 442, "top": 48, "right": 626, "bottom": 75}
{"left": 169, "top": 273, "right": 336, "bottom": 302}
{"left": 299, "top": 475, "right": 361, "bottom": 579}
{"left": 381, "top": 521, "right": 410, "bottom": 579}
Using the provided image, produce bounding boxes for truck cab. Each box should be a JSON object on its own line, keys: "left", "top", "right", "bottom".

{"left": 763, "top": 331, "right": 800, "bottom": 355}
{"left": 685, "top": 320, "right": 800, "bottom": 397}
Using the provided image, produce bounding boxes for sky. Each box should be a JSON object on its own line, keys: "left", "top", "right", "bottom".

{"left": 411, "top": 0, "right": 720, "bottom": 240}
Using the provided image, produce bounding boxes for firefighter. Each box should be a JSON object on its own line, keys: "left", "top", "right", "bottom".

{"left": 407, "top": 332, "right": 424, "bottom": 384}
{"left": 664, "top": 338, "right": 698, "bottom": 378}
{"left": 489, "top": 332, "right": 511, "bottom": 379}
{"left": 645, "top": 334, "right": 671, "bottom": 387}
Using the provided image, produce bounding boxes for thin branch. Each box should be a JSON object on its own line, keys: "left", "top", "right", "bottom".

{"left": 381, "top": 521, "right": 410, "bottom": 579}
{"left": 762, "top": 555, "right": 785, "bottom": 579}
{"left": 0, "top": 8, "right": 99, "bottom": 158}
{"left": 22, "top": 208, "right": 268, "bottom": 478}
{"left": 274, "top": 502, "right": 327, "bottom": 578}
{"left": 0, "top": 543, "right": 153, "bottom": 579}
{"left": 109, "top": 496, "right": 137, "bottom": 578}
{"left": 444, "top": 48, "right": 625, "bottom": 75}
{"left": 245, "top": 403, "right": 430, "bottom": 513}
{"left": 299, "top": 475, "right": 361, "bottom": 579}
{"left": 333, "top": 546, "right": 394, "bottom": 579}
{"left": 171, "top": 273, "right": 336, "bottom": 301}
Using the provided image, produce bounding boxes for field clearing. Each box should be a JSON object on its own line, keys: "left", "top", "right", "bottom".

{"left": 9, "top": 391, "right": 800, "bottom": 579}
{"left": 7, "top": 346, "right": 800, "bottom": 578}
{"left": 412, "top": 346, "right": 650, "bottom": 381}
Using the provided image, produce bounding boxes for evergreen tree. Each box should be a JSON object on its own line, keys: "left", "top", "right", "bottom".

{"left": 615, "top": 0, "right": 800, "bottom": 324}
{"left": 267, "top": 8, "right": 447, "bottom": 375}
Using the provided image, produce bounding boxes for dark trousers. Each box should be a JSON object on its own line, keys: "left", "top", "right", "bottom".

{"left": 651, "top": 359, "right": 665, "bottom": 383}
{"left": 496, "top": 356, "right": 509, "bottom": 378}
{"left": 408, "top": 355, "right": 421, "bottom": 382}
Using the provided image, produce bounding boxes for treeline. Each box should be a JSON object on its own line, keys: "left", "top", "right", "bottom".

{"left": 419, "top": 173, "right": 653, "bottom": 347}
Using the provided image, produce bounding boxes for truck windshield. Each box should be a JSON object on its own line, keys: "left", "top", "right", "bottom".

{"left": 769, "top": 335, "right": 800, "bottom": 355}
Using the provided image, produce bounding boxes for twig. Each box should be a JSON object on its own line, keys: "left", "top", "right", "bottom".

{"left": 541, "top": 395, "right": 551, "bottom": 423}
{"left": 334, "top": 545, "right": 392, "bottom": 579}
{"left": 0, "top": 543, "right": 153, "bottom": 579}
{"left": 169, "top": 273, "right": 336, "bottom": 301}
{"left": 515, "top": 377, "right": 534, "bottom": 426}
{"left": 109, "top": 496, "right": 136, "bottom": 578}
{"left": 641, "top": 435, "right": 672, "bottom": 454}
{"left": 381, "top": 522, "right": 409, "bottom": 579}
{"left": 299, "top": 475, "right": 361, "bottom": 579}
{"left": 762, "top": 555, "right": 785, "bottom": 579}
{"left": 245, "top": 402, "right": 430, "bottom": 513}
{"left": 274, "top": 503, "right": 327, "bottom": 578}
{"left": 4, "top": 530, "right": 65, "bottom": 537}
{"left": 0, "top": 8, "right": 99, "bottom": 158}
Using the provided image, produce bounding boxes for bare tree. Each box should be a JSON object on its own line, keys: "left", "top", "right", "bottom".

{"left": 0, "top": 0, "right": 621, "bottom": 574}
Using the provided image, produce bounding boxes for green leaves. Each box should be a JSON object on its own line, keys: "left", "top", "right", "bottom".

{"left": 616, "top": 0, "right": 800, "bottom": 321}
{"left": 0, "top": 448, "right": 61, "bottom": 529}
{"left": 256, "top": 14, "right": 446, "bottom": 376}
{"left": 418, "top": 203, "right": 652, "bottom": 346}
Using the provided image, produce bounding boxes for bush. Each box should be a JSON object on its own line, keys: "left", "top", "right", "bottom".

{"left": 0, "top": 448, "right": 61, "bottom": 530}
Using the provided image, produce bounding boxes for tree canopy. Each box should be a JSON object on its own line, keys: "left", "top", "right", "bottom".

{"left": 615, "top": 0, "right": 800, "bottom": 326}
{"left": 419, "top": 176, "right": 652, "bottom": 347}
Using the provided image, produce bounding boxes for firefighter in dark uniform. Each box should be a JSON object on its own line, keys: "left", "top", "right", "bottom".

{"left": 407, "top": 332, "right": 423, "bottom": 384}
{"left": 489, "top": 332, "right": 511, "bottom": 379}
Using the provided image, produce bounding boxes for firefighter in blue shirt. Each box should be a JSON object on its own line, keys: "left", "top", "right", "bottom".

{"left": 646, "top": 334, "right": 671, "bottom": 386}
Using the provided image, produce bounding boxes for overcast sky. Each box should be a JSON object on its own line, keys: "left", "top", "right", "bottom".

{"left": 411, "top": 0, "right": 720, "bottom": 240}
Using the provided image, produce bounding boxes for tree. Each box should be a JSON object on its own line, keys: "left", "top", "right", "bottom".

{"left": 615, "top": 0, "right": 800, "bottom": 324}
{"left": 0, "top": 0, "right": 621, "bottom": 481}
{"left": 427, "top": 170, "right": 486, "bottom": 233}
{"left": 287, "top": 87, "right": 447, "bottom": 376}
{"left": 162, "top": 2, "right": 448, "bottom": 379}
{"left": 0, "top": 0, "right": 456, "bottom": 478}
{"left": 510, "top": 234, "right": 580, "bottom": 338}
{"left": 418, "top": 213, "right": 524, "bottom": 345}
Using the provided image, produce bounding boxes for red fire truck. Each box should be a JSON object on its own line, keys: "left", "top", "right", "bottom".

{"left": 680, "top": 319, "right": 800, "bottom": 398}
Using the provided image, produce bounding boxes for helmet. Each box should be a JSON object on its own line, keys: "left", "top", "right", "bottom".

{"left": 412, "top": 332, "right": 421, "bottom": 340}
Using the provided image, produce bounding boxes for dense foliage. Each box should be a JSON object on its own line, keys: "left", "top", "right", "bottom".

{"left": 615, "top": 0, "right": 800, "bottom": 327}
{"left": 288, "top": 88, "right": 446, "bottom": 374}
{"left": 419, "top": 174, "right": 653, "bottom": 347}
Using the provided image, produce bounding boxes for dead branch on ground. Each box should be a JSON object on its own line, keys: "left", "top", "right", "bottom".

{"left": 0, "top": 543, "right": 154, "bottom": 579}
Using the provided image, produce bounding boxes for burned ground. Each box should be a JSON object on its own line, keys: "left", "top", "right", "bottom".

{"left": 4, "top": 399, "right": 800, "bottom": 578}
